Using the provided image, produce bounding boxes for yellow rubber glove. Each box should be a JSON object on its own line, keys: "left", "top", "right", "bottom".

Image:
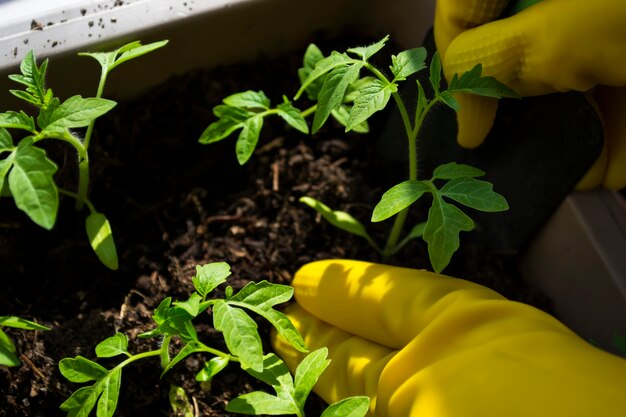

{"left": 272, "top": 259, "right": 626, "bottom": 417}
{"left": 434, "top": 0, "right": 626, "bottom": 189}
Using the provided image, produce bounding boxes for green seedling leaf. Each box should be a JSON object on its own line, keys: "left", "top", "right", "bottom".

{"left": 264, "top": 309, "right": 308, "bottom": 353}
{"left": 313, "top": 63, "right": 363, "bottom": 133}
{"left": 0, "top": 111, "right": 36, "bottom": 132}
{"left": 79, "top": 51, "right": 117, "bottom": 69}
{"left": 347, "top": 35, "right": 389, "bottom": 60}
{"left": 213, "top": 301, "right": 263, "bottom": 372}
{"left": 164, "top": 309, "right": 198, "bottom": 342}
{"left": 95, "top": 333, "right": 129, "bottom": 358}
{"left": 236, "top": 115, "right": 263, "bottom": 165}
{"left": 228, "top": 355, "right": 299, "bottom": 414}
{"left": 298, "top": 43, "right": 326, "bottom": 100}
{"left": 97, "top": 368, "right": 121, "bottom": 417}
{"left": 331, "top": 105, "right": 369, "bottom": 133}
{"left": 59, "top": 385, "right": 101, "bottom": 417}
{"left": 429, "top": 51, "right": 442, "bottom": 93}
{"left": 199, "top": 117, "right": 244, "bottom": 144}
{"left": 196, "top": 355, "right": 229, "bottom": 382}
{"left": 169, "top": 384, "right": 194, "bottom": 417}
{"left": 0, "top": 329, "right": 20, "bottom": 367}
{"left": 416, "top": 80, "right": 427, "bottom": 116}
{"left": 228, "top": 281, "right": 307, "bottom": 352}
{"left": 229, "top": 281, "right": 293, "bottom": 309}
{"left": 346, "top": 79, "right": 397, "bottom": 131}
{"left": 173, "top": 293, "right": 203, "bottom": 317}
{"left": 36, "top": 97, "right": 61, "bottom": 129}
{"left": 294, "top": 348, "right": 330, "bottom": 408}
{"left": 80, "top": 40, "right": 168, "bottom": 73}
{"left": 193, "top": 262, "right": 231, "bottom": 298}
{"left": 224, "top": 90, "right": 271, "bottom": 110}
{"left": 8, "top": 140, "right": 58, "bottom": 230}
{"left": 242, "top": 354, "right": 295, "bottom": 399}
{"left": 372, "top": 180, "right": 430, "bottom": 222}
{"left": 448, "top": 64, "right": 519, "bottom": 98}
{"left": 9, "top": 90, "right": 40, "bottom": 107}
{"left": 300, "top": 44, "right": 324, "bottom": 73}
{"left": 60, "top": 368, "right": 122, "bottom": 417}
{"left": 59, "top": 356, "right": 108, "bottom": 383}
{"left": 226, "top": 391, "right": 297, "bottom": 415}
{"left": 424, "top": 196, "right": 474, "bottom": 273}
{"left": 108, "top": 40, "right": 168, "bottom": 72}
{"left": 8, "top": 50, "right": 52, "bottom": 108}
{"left": 140, "top": 304, "right": 198, "bottom": 342}
{"left": 0, "top": 128, "right": 12, "bottom": 149}
{"left": 432, "top": 162, "right": 485, "bottom": 180}
{"left": 213, "top": 104, "right": 252, "bottom": 121}
{"left": 343, "top": 76, "right": 377, "bottom": 103}
{"left": 438, "top": 91, "right": 460, "bottom": 111}
{"left": 0, "top": 156, "right": 14, "bottom": 197}
{"left": 162, "top": 342, "right": 204, "bottom": 377}
{"left": 199, "top": 104, "right": 256, "bottom": 145}
{"left": 277, "top": 101, "right": 309, "bottom": 134}
{"left": 299, "top": 196, "right": 372, "bottom": 241}
{"left": 152, "top": 297, "right": 172, "bottom": 325}
{"left": 322, "top": 396, "right": 371, "bottom": 417}
{"left": 440, "top": 177, "right": 509, "bottom": 212}
{"left": 42, "top": 96, "right": 116, "bottom": 133}
{"left": 0, "top": 316, "right": 49, "bottom": 331}
{"left": 0, "top": 328, "right": 16, "bottom": 352}
{"left": 86, "top": 211, "right": 119, "bottom": 270}
{"left": 295, "top": 52, "right": 353, "bottom": 100}
{"left": 0, "top": 319, "right": 47, "bottom": 366}
{"left": 254, "top": 353, "right": 294, "bottom": 399}
{"left": 391, "top": 47, "right": 427, "bottom": 80}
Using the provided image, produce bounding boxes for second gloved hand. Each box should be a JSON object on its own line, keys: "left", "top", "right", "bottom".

{"left": 434, "top": 0, "right": 626, "bottom": 189}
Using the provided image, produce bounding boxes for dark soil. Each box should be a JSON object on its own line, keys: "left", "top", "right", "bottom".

{"left": 0, "top": 35, "right": 550, "bottom": 417}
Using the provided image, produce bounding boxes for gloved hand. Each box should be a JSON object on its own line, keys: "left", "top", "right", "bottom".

{"left": 433, "top": 0, "right": 626, "bottom": 189}
{"left": 271, "top": 259, "right": 626, "bottom": 417}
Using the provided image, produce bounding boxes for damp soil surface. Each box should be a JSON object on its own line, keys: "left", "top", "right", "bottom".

{"left": 0, "top": 36, "right": 550, "bottom": 417}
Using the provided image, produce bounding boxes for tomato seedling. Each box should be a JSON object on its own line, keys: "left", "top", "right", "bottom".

{"left": 0, "top": 40, "right": 168, "bottom": 269}
{"left": 59, "top": 262, "right": 368, "bottom": 417}
{"left": 200, "top": 36, "right": 516, "bottom": 272}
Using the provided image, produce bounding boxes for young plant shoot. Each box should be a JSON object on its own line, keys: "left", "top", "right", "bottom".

{"left": 199, "top": 36, "right": 516, "bottom": 273}
{"left": 0, "top": 316, "right": 50, "bottom": 367}
{"left": 59, "top": 262, "right": 368, "bottom": 417}
{"left": 0, "top": 40, "right": 168, "bottom": 270}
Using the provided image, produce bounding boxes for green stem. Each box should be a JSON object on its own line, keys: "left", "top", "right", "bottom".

{"left": 75, "top": 67, "right": 108, "bottom": 211}
{"left": 196, "top": 341, "right": 240, "bottom": 363}
{"left": 160, "top": 335, "right": 172, "bottom": 369}
{"left": 75, "top": 153, "right": 90, "bottom": 211}
{"left": 300, "top": 104, "right": 317, "bottom": 118}
{"left": 360, "top": 63, "right": 422, "bottom": 259}
{"left": 381, "top": 94, "right": 440, "bottom": 259}
{"left": 83, "top": 68, "right": 108, "bottom": 151}
{"left": 34, "top": 129, "right": 85, "bottom": 153}
{"left": 33, "top": 130, "right": 92, "bottom": 213}
{"left": 58, "top": 188, "right": 96, "bottom": 213}
{"left": 113, "top": 349, "right": 161, "bottom": 371}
